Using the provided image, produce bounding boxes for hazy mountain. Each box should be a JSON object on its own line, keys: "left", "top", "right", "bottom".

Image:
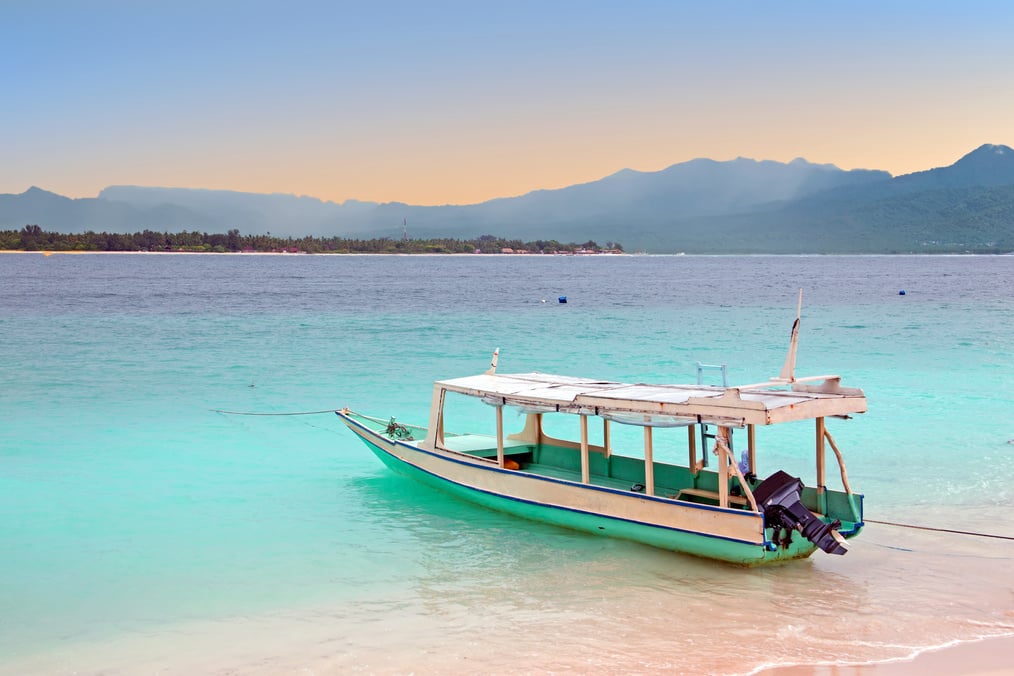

{"left": 895, "top": 143, "right": 1014, "bottom": 190}
{"left": 388, "top": 158, "right": 889, "bottom": 240}
{"left": 96, "top": 186, "right": 377, "bottom": 233}
{"left": 694, "top": 144, "right": 1014, "bottom": 253}
{"left": 1, "top": 156, "right": 890, "bottom": 239}
{"left": 2, "top": 145, "right": 1013, "bottom": 253}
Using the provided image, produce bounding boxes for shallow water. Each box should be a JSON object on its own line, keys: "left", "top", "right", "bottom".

{"left": 1, "top": 253, "right": 1012, "bottom": 674}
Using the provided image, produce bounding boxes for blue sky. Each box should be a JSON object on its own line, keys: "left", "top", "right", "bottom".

{"left": 3, "top": 1, "right": 1012, "bottom": 205}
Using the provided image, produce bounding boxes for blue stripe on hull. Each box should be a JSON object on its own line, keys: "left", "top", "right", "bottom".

{"left": 343, "top": 423, "right": 818, "bottom": 566}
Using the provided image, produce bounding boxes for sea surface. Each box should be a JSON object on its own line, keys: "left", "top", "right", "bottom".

{"left": 1, "top": 253, "right": 1012, "bottom": 675}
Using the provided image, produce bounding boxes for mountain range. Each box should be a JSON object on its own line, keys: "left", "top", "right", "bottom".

{"left": 3, "top": 144, "right": 1013, "bottom": 253}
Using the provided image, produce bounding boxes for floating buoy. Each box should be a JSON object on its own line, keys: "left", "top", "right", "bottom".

{"left": 898, "top": 290, "right": 906, "bottom": 296}
{"left": 558, "top": 296, "right": 568, "bottom": 304}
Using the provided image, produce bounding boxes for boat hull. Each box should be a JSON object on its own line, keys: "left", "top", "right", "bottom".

{"left": 338, "top": 413, "right": 826, "bottom": 565}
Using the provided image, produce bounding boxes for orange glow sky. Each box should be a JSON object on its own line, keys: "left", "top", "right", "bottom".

{"left": 3, "top": 2, "right": 1013, "bottom": 206}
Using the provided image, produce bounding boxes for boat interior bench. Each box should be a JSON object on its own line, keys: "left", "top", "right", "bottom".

{"left": 674, "top": 487, "right": 749, "bottom": 507}
{"left": 442, "top": 434, "right": 532, "bottom": 457}
{"left": 524, "top": 467, "right": 751, "bottom": 504}
{"left": 524, "top": 463, "right": 637, "bottom": 491}
{"left": 442, "top": 436, "right": 751, "bottom": 507}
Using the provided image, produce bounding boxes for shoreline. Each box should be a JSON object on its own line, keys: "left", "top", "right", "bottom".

{"left": 0, "top": 249, "right": 627, "bottom": 256}
{"left": 4, "top": 625, "right": 1011, "bottom": 675}
{"left": 756, "top": 633, "right": 1014, "bottom": 675}
{"left": 1, "top": 250, "right": 1010, "bottom": 257}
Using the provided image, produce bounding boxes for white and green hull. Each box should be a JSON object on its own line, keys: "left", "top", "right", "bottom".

{"left": 338, "top": 413, "right": 860, "bottom": 566}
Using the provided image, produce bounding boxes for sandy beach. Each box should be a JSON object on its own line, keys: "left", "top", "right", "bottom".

{"left": 760, "top": 634, "right": 1014, "bottom": 675}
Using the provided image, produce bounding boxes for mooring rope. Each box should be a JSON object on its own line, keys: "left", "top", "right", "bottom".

{"left": 211, "top": 407, "right": 1014, "bottom": 543}
{"left": 865, "top": 519, "right": 1014, "bottom": 541}
{"left": 211, "top": 408, "right": 337, "bottom": 416}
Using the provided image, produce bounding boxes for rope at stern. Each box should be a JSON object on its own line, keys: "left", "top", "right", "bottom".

{"left": 865, "top": 519, "right": 1014, "bottom": 541}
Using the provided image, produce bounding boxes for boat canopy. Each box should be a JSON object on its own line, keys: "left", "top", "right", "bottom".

{"left": 437, "top": 372, "right": 866, "bottom": 427}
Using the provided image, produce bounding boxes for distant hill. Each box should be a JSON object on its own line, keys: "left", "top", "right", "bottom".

{"left": 2, "top": 144, "right": 1013, "bottom": 253}
{"left": 0, "top": 186, "right": 204, "bottom": 233}
{"left": 641, "top": 144, "right": 1014, "bottom": 253}
{"left": 96, "top": 185, "right": 380, "bottom": 233}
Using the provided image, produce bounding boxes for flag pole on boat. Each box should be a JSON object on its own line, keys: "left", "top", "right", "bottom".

{"left": 776, "top": 289, "right": 803, "bottom": 383}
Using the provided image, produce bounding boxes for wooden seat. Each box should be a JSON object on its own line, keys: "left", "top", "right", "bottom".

{"left": 675, "top": 487, "right": 749, "bottom": 507}
{"left": 442, "top": 434, "right": 531, "bottom": 456}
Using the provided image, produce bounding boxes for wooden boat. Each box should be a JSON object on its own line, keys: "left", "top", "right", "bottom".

{"left": 336, "top": 302, "right": 866, "bottom": 566}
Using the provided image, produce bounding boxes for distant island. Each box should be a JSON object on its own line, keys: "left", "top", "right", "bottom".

{"left": 2, "top": 143, "right": 1013, "bottom": 253}
{"left": 0, "top": 226, "right": 623, "bottom": 255}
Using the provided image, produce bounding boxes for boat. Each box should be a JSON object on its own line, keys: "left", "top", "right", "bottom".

{"left": 336, "top": 299, "right": 866, "bottom": 566}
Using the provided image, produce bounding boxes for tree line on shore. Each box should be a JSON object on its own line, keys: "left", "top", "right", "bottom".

{"left": 2, "top": 226, "right": 623, "bottom": 254}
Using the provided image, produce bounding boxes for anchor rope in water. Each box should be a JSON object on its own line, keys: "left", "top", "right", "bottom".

{"left": 865, "top": 519, "right": 1014, "bottom": 542}
{"left": 211, "top": 408, "right": 338, "bottom": 416}
{"left": 211, "top": 408, "right": 1014, "bottom": 542}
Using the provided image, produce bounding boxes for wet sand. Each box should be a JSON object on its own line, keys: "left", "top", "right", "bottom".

{"left": 761, "top": 634, "right": 1014, "bottom": 675}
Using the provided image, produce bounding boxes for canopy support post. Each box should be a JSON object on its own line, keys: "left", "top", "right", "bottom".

{"left": 717, "top": 427, "right": 730, "bottom": 508}
{"left": 717, "top": 433, "right": 758, "bottom": 512}
{"left": 747, "top": 424, "right": 757, "bottom": 476}
{"left": 816, "top": 416, "right": 827, "bottom": 515}
{"left": 495, "top": 405, "right": 505, "bottom": 468}
{"left": 428, "top": 386, "right": 446, "bottom": 449}
{"left": 644, "top": 424, "right": 655, "bottom": 496}
{"left": 603, "top": 419, "right": 612, "bottom": 458}
{"left": 714, "top": 427, "right": 759, "bottom": 512}
{"left": 688, "top": 424, "right": 698, "bottom": 477}
{"left": 580, "top": 415, "right": 590, "bottom": 484}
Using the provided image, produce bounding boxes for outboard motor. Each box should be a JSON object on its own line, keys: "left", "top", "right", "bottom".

{"left": 752, "top": 470, "right": 848, "bottom": 555}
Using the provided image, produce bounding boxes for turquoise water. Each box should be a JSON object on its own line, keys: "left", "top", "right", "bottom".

{"left": 1, "top": 253, "right": 1012, "bottom": 674}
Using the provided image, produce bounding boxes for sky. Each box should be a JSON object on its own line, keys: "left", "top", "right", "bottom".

{"left": 3, "top": 1, "right": 1013, "bottom": 206}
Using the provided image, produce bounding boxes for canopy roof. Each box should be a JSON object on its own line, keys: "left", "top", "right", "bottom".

{"left": 436, "top": 372, "right": 866, "bottom": 426}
